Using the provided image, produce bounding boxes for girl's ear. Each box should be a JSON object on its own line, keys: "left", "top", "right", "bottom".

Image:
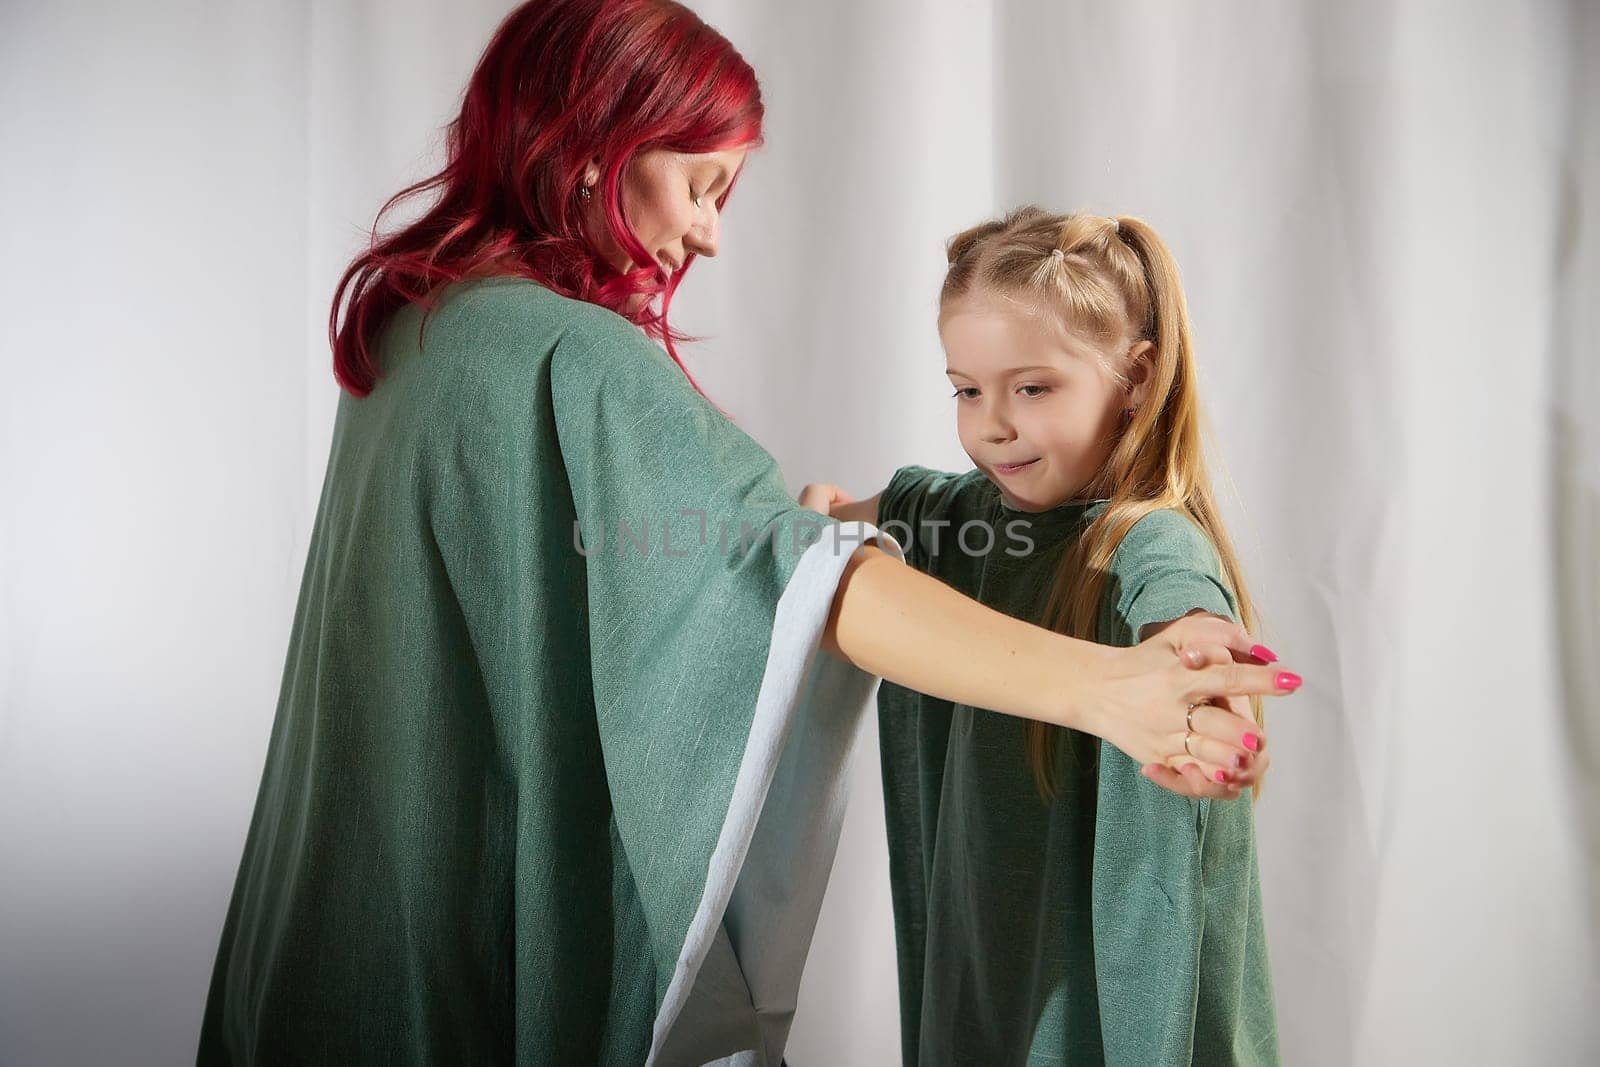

{"left": 1125, "top": 340, "right": 1156, "bottom": 406}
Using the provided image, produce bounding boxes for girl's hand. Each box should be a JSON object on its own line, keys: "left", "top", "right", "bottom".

{"left": 799, "top": 482, "right": 854, "bottom": 516}
{"left": 1143, "top": 689, "right": 1271, "bottom": 799}
{"left": 1089, "top": 614, "right": 1299, "bottom": 801}
{"left": 1138, "top": 611, "right": 1272, "bottom": 797}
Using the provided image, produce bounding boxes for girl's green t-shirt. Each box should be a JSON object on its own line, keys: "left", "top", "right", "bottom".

{"left": 877, "top": 464, "right": 1279, "bottom": 1066}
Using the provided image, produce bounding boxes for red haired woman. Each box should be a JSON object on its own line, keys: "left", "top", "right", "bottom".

{"left": 197, "top": 2, "right": 1299, "bottom": 1063}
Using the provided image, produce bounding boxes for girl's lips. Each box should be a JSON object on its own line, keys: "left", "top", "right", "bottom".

{"left": 995, "top": 458, "right": 1039, "bottom": 475}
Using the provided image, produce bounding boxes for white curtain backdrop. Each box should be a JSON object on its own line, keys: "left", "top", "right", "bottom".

{"left": 2, "top": 1, "right": 1596, "bottom": 1063}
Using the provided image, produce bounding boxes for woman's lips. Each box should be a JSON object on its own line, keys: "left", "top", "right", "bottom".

{"left": 994, "top": 458, "right": 1039, "bottom": 475}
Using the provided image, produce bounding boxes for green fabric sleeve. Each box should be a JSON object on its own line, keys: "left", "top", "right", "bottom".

{"left": 1091, "top": 509, "right": 1278, "bottom": 1065}
{"left": 1101, "top": 508, "right": 1238, "bottom": 644}
{"left": 549, "top": 316, "right": 895, "bottom": 1065}
{"left": 875, "top": 464, "right": 982, "bottom": 570}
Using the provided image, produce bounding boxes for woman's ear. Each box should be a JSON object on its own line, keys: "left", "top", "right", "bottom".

{"left": 1125, "top": 340, "right": 1156, "bottom": 407}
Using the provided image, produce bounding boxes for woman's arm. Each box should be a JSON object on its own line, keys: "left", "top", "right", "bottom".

{"left": 797, "top": 482, "right": 878, "bottom": 525}
{"left": 820, "top": 544, "right": 1297, "bottom": 799}
{"left": 830, "top": 492, "right": 880, "bottom": 525}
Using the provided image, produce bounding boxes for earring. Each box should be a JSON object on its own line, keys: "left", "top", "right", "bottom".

{"left": 578, "top": 183, "right": 593, "bottom": 202}
{"left": 1120, "top": 407, "right": 1136, "bottom": 424}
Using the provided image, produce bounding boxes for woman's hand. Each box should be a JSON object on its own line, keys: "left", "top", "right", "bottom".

{"left": 1086, "top": 614, "right": 1300, "bottom": 801}
{"left": 799, "top": 482, "right": 853, "bottom": 516}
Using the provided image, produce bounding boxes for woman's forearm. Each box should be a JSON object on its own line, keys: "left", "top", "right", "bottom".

{"left": 820, "top": 543, "right": 1112, "bottom": 739}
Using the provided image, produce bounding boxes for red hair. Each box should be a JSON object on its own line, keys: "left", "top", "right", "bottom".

{"left": 329, "top": 0, "right": 764, "bottom": 398}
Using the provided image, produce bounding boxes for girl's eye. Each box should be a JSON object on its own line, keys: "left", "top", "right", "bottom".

{"left": 951, "top": 385, "right": 1048, "bottom": 400}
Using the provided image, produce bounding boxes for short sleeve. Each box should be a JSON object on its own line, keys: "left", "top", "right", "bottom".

{"left": 1090, "top": 508, "right": 1263, "bottom": 1064}
{"left": 549, "top": 316, "right": 902, "bottom": 1065}
{"left": 876, "top": 464, "right": 986, "bottom": 572}
{"left": 1099, "top": 508, "right": 1239, "bottom": 647}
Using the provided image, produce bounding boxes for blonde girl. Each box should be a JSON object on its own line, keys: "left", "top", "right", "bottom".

{"left": 807, "top": 206, "right": 1284, "bottom": 1064}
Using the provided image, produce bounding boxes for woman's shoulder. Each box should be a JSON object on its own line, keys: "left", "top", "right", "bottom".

{"left": 435, "top": 276, "right": 649, "bottom": 356}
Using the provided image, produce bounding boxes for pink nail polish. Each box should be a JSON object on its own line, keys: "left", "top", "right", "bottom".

{"left": 1275, "top": 671, "right": 1302, "bottom": 690}
{"left": 1242, "top": 732, "right": 1260, "bottom": 751}
{"left": 1250, "top": 643, "right": 1278, "bottom": 663}
{"left": 1214, "top": 770, "right": 1228, "bottom": 783}
{"left": 1232, "top": 754, "right": 1245, "bottom": 770}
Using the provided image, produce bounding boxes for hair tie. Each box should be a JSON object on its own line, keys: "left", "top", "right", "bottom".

{"left": 1051, "top": 248, "right": 1065, "bottom": 262}
{"left": 1108, "top": 217, "right": 1120, "bottom": 234}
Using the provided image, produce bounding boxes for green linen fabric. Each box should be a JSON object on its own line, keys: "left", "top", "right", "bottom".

{"left": 875, "top": 465, "right": 1278, "bottom": 1066}
{"left": 197, "top": 277, "right": 896, "bottom": 1066}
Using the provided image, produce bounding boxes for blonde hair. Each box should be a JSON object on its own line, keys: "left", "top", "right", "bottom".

{"left": 941, "top": 206, "right": 1262, "bottom": 802}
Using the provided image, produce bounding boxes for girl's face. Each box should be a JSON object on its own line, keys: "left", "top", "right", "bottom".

{"left": 582, "top": 147, "right": 748, "bottom": 309}
{"left": 939, "top": 291, "right": 1150, "bottom": 512}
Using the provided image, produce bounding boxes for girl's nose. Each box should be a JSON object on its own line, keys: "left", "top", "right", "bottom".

{"left": 981, "top": 409, "right": 1016, "bottom": 443}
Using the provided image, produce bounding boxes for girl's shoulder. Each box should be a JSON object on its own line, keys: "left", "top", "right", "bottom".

{"left": 886, "top": 463, "right": 992, "bottom": 496}
{"left": 1101, "top": 506, "right": 1237, "bottom": 639}
{"left": 1112, "top": 507, "right": 1219, "bottom": 568}
{"left": 880, "top": 465, "right": 994, "bottom": 525}
{"left": 876, "top": 466, "right": 997, "bottom": 569}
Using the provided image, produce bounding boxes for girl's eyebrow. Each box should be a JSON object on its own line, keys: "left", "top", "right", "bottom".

{"left": 945, "top": 364, "right": 1059, "bottom": 379}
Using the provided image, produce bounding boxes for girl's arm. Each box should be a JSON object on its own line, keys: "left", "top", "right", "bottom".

{"left": 820, "top": 544, "right": 1296, "bottom": 800}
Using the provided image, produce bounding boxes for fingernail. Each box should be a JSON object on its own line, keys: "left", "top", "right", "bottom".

{"left": 1232, "top": 754, "right": 1246, "bottom": 770}
{"left": 1242, "top": 732, "right": 1260, "bottom": 751}
{"left": 1250, "top": 643, "right": 1278, "bottom": 663}
{"left": 1275, "top": 671, "right": 1302, "bottom": 691}
{"left": 1214, "top": 770, "right": 1228, "bottom": 783}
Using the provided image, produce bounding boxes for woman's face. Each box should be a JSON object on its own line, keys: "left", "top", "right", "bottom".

{"left": 939, "top": 290, "right": 1150, "bottom": 512}
{"left": 582, "top": 146, "right": 748, "bottom": 303}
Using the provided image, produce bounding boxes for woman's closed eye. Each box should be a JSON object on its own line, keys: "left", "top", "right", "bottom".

{"left": 692, "top": 169, "right": 731, "bottom": 210}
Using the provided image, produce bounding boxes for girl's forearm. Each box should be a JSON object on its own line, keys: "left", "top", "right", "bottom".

{"left": 820, "top": 543, "right": 1112, "bottom": 739}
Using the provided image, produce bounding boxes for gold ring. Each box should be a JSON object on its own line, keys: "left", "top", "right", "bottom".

{"left": 1186, "top": 703, "right": 1199, "bottom": 732}
{"left": 1184, "top": 730, "right": 1199, "bottom": 757}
